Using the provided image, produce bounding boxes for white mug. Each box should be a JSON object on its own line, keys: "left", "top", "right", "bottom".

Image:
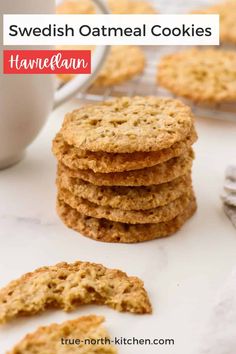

{"left": 0, "top": 0, "right": 109, "bottom": 169}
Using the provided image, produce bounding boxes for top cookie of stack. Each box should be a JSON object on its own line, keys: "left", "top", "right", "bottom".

{"left": 53, "top": 96, "right": 197, "bottom": 243}
{"left": 54, "top": 96, "right": 196, "bottom": 171}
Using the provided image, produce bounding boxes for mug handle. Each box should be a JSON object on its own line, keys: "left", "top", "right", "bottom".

{"left": 53, "top": 0, "right": 110, "bottom": 109}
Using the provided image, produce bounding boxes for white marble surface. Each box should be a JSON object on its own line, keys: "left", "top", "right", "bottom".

{"left": 0, "top": 99, "right": 236, "bottom": 353}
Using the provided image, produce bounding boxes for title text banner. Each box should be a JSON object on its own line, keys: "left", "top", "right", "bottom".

{"left": 4, "top": 14, "right": 219, "bottom": 46}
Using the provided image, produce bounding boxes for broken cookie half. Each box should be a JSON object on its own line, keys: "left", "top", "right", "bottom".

{"left": 0, "top": 261, "right": 152, "bottom": 324}
{"left": 7, "top": 315, "right": 117, "bottom": 354}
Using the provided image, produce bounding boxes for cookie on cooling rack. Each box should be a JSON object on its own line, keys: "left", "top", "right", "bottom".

{"left": 57, "top": 45, "right": 145, "bottom": 87}
{"left": 192, "top": 0, "right": 236, "bottom": 45}
{"left": 108, "top": 0, "right": 157, "bottom": 14}
{"left": 57, "top": 0, "right": 157, "bottom": 15}
{"left": 56, "top": 0, "right": 95, "bottom": 14}
{"left": 158, "top": 48, "right": 236, "bottom": 106}
{"left": 56, "top": 1, "right": 146, "bottom": 87}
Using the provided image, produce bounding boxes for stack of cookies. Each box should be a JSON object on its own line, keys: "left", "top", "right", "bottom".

{"left": 52, "top": 96, "right": 198, "bottom": 243}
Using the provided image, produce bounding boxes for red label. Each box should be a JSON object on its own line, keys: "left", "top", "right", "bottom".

{"left": 3, "top": 50, "right": 91, "bottom": 74}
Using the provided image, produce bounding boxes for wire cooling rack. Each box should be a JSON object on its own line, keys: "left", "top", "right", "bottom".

{"left": 73, "top": 0, "right": 236, "bottom": 121}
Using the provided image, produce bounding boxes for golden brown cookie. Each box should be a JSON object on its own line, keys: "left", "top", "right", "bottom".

{"left": 158, "top": 49, "right": 236, "bottom": 105}
{"left": 91, "top": 45, "right": 145, "bottom": 88}
{"left": 53, "top": 128, "right": 197, "bottom": 173}
{"left": 192, "top": 0, "right": 236, "bottom": 45}
{"left": 58, "top": 186, "right": 194, "bottom": 224}
{"left": 59, "top": 149, "right": 194, "bottom": 186}
{"left": 60, "top": 97, "right": 195, "bottom": 153}
{"left": 57, "top": 46, "right": 145, "bottom": 87}
{"left": 56, "top": 0, "right": 95, "bottom": 14}
{"left": 57, "top": 0, "right": 157, "bottom": 15}
{"left": 57, "top": 171, "right": 192, "bottom": 210}
{"left": 108, "top": 0, "right": 157, "bottom": 14}
{"left": 7, "top": 315, "right": 117, "bottom": 354}
{"left": 57, "top": 195, "right": 197, "bottom": 243}
{"left": 0, "top": 261, "right": 151, "bottom": 324}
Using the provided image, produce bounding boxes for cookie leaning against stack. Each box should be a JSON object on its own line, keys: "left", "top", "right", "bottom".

{"left": 52, "top": 96, "right": 198, "bottom": 243}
